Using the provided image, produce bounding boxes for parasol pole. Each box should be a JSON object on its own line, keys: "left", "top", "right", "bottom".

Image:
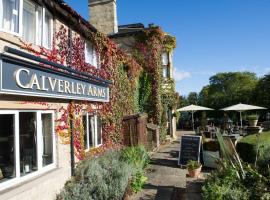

{"left": 192, "top": 110, "right": 195, "bottom": 131}
{"left": 240, "top": 111, "right": 243, "bottom": 128}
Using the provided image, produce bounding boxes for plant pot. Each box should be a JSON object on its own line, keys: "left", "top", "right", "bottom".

{"left": 188, "top": 165, "right": 202, "bottom": 178}
{"left": 249, "top": 120, "right": 258, "bottom": 127}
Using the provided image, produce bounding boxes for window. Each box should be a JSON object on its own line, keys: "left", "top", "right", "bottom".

{"left": 83, "top": 113, "right": 102, "bottom": 150}
{"left": 0, "top": 0, "right": 20, "bottom": 33}
{"left": 0, "top": 110, "right": 55, "bottom": 190}
{"left": 85, "top": 41, "right": 98, "bottom": 67}
{"left": 22, "top": 0, "right": 52, "bottom": 48}
{"left": 162, "top": 52, "right": 170, "bottom": 78}
{"left": 0, "top": 0, "right": 53, "bottom": 48}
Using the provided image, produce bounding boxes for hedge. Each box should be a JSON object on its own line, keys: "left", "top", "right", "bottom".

{"left": 237, "top": 132, "right": 270, "bottom": 163}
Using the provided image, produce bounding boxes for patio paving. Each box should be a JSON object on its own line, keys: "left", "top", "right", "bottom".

{"left": 131, "top": 131, "right": 204, "bottom": 200}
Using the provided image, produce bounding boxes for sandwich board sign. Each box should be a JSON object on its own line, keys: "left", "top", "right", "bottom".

{"left": 178, "top": 135, "right": 202, "bottom": 167}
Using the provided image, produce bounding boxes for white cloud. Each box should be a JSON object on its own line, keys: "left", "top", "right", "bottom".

{"left": 173, "top": 69, "right": 191, "bottom": 81}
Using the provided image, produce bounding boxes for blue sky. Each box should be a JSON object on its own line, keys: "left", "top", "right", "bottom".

{"left": 65, "top": 0, "right": 270, "bottom": 96}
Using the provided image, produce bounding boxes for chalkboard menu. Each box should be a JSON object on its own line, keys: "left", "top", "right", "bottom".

{"left": 178, "top": 135, "right": 202, "bottom": 166}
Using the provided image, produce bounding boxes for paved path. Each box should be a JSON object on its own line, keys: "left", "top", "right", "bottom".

{"left": 131, "top": 131, "right": 204, "bottom": 200}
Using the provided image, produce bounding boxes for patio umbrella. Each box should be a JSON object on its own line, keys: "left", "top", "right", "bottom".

{"left": 177, "top": 104, "right": 214, "bottom": 130}
{"left": 221, "top": 103, "right": 267, "bottom": 127}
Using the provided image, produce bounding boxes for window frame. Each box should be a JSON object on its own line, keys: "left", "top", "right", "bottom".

{"left": 0, "top": 110, "right": 56, "bottom": 191}
{"left": 83, "top": 113, "right": 102, "bottom": 151}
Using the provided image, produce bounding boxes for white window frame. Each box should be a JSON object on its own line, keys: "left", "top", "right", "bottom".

{"left": 0, "top": 110, "right": 56, "bottom": 191}
{"left": 83, "top": 113, "right": 102, "bottom": 151}
{"left": 0, "top": 0, "right": 53, "bottom": 49}
{"left": 85, "top": 41, "right": 99, "bottom": 68}
{"left": 0, "top": 0, "right": 23, "bottom": 36}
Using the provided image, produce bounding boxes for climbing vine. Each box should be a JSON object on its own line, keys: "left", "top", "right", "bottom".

{"left": 133, "top": 27, "right": 177, "bottom": 141}
{"left": 20, "top": 24, "right": 140, "bottom": 160}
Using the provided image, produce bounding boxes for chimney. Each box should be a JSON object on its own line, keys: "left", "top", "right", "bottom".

{"left": 89, "top": 0, "right": 118, "bottom": 35}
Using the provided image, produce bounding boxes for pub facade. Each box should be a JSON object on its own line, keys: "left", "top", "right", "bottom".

{"left": 0, "top": 0, "right": 111, "bottom": 199}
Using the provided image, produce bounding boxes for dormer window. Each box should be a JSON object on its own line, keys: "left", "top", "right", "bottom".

{"left": 85, "top": 41, "right": 98, "bottom": 68}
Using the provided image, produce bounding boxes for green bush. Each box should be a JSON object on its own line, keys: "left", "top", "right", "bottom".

{"left": 237, "top": 132, "right": 270, "bottom": 163}
{"left": 130, "top": 171, "right": 148, "bottom": 193}
{"left": 120, "top": 145, "right": 150, "bottom": 170}
{"left": 57, "top": 151, "right": 135, "bottom": 200}
{"left": 202, "top": 161, "right": 270, "bottom": 200}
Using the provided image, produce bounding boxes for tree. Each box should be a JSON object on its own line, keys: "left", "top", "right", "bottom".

{"left": 199, "top": 72, "right": 258, "bottom": 109}
{"left": 254, "top": 74, "right": 270, "bottom": 108}
{"left": 187, "top": 92, "right": 199, "bottom": 105}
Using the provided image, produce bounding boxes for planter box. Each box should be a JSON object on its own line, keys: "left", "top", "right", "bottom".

{"left": 203, "top": 151, "right": 220, "bottom": 169}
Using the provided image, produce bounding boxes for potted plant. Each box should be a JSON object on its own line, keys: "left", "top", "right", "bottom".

{"left": 247, "top": 114, "right": 259, "bottom": 127}
{"left": 187, "top": 160, "right": 202, "bottom": 178}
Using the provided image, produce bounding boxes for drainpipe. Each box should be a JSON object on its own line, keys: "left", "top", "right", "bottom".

{"left": 68, "top": 28, "right": 75, "bottom": 176}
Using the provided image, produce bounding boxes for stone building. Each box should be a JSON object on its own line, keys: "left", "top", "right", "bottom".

{"left": 89, "top": 0, "right": 178, "bottom": 139}
{"left": 0, "top": 0, "right": 110, "bottom": 199}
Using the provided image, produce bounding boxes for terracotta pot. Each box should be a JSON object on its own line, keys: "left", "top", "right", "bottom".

{"left": 249, "top": 120, "right": 258, "bottom": 127}
{"left": 188, "top": 165, "right": 202, "bottom": 178}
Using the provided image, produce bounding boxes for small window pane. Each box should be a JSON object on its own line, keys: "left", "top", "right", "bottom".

{"left": 96, "top": 117, "right": 102, "bottom": 145}
{"left": 162, "top": 52, "right": 169, "bottom": 66}
{"left": 163, "top": 66, "right": 169, "bottom": 78}
{"left": 19, "top": 112, "right": 38, "bottom": 176}
{"left": 0, "top": 114, "right": 16, "bottom": 183}
{"left": 41, "top": 113, "right": 53, "bottom": 167}
{"left": 82, "top": 115, "right": 88, "bottom": 149}
{"left": 36, "top": 7, "right": 42, "bottom": 46}
{"left": 23, "top": 0, "right": 36, "bottom": 44}
{"left": 43, "top": 10, "right": 52, "bottom": 48}
{"left": 89, "top": 115, "right": 95, "bottom": 147}
{"left": 1, "top": 0, "right": 19, "bottom": 33}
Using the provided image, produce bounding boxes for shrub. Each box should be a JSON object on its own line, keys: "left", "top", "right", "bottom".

{"left": 202, "top": 161, "right": 270, "bottom": 200}
{"left": 237, "top": 132, "right": 270, "bottom": 163}
{"left": 120, "top": 145, "right": 150, "bottom": 170}
{"left": 57, "top": 150, "right": 135, "bottom": 200}
{"left": 130, "top": 171, "right": 148, "bottom": 193}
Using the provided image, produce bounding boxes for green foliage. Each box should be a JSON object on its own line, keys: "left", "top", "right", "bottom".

{"left": 247, "top": 114, "right": 259, "bottom": 120}
{"left": 257, "top": 146, "right": 270, "bottom": 177}
{"left": 198, "top": 72, "right": 258, "bottom": 109}
{"left": 120, "top": 146, "right": 150, "bottom": 193}
{"left": 187, "top": 92, "right": 199, "bottom": 105}
{"left": 130, "top": 171, "right": 148, "bottom": 193}
{"left": 254, "top": 73, "right": 270, "bottom": 109}
{"left": 202, "top": 161, "right": 270, "bottom": 200}
{"left": 137, "top": 70, "right": 152, "bottom": 113}
{"left": 187, "top": 160, "right": 201, "bottom": 170}
{"left": 120, "top": 145, "right": 150, "bottom": 170}
{"left": 237, "top": 132, "right": 270, "bottom": 163}
{"left": 57, "top": 151, "right": 134, "bottom": 200}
